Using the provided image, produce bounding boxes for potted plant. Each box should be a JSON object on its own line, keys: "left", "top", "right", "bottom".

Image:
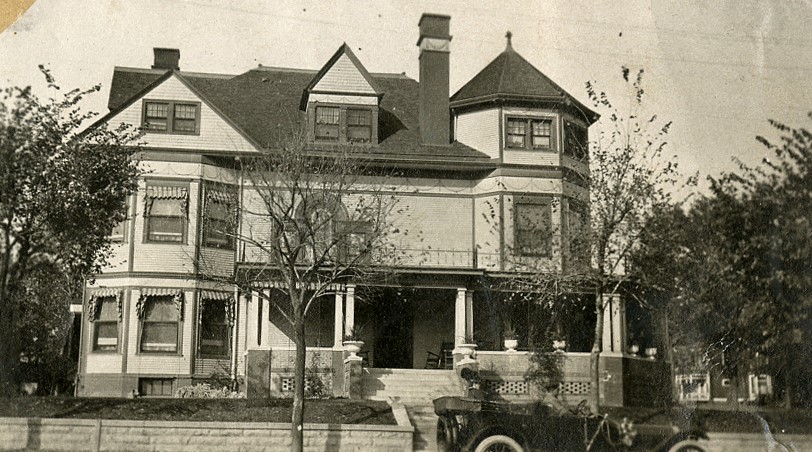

{"left": 342, "top": 325, "right": 364, "bottom": 358}
{"left": 644, "top": 347, "right": 658, "bottom": 360}
{"left": 503, "top": 323, "right": 519, "bottom": 352}
{"left": 552, "top": 338, "right": 567, "bottom": 353}
{"left": 628, "top": 343, "right": 640, "bottom": 356}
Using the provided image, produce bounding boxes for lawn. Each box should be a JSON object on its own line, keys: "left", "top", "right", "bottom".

{"left": 0, "top": 397, "right": 396, "bottom": 425}
{"left": 604, "top": 405, "right": 812, "bottom": 435}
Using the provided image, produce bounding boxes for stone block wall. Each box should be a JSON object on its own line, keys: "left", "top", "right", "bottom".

{"left": 0, "top": 416, "right": 413, "bottom": 452}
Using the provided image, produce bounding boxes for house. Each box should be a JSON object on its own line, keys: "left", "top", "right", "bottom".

{"left": 77, "top": 13, "right": 668, "bottom": 408}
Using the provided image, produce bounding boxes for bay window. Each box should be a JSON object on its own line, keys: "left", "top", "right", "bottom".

{"left": 91, "top": 297, "right": 119, "bottom": 352}
{"left": 144, "top": 185, "right": 188, "bottom": 244}
{"left": 514, "top": 198, "right": 553, "bottom": 257}
{"left": 139, "top": 293, "right": 182, "bottom": 353}
{"left": 505, "top": 116, "right": 556, "bottom": 151}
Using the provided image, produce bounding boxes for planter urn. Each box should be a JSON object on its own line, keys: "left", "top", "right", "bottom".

{"left": 504, "top": 339, "right": 518, "bottom": 352}
{"left": 553, "top": 340, "right": 567, "bottom": 353}
{"left": 343, "top": 340, "right": 364, "bottom": 358}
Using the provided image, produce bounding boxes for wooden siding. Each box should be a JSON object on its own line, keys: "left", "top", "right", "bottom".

{"left": 126, "top": 289, "right": 194, "bottom": 375}
{"left": 312, "top": 53, "right": 376, "bottom": 94}
{"left": 85, "top": 353, "right": 123, "bottom": 374}
{"left": 104, "top": 243, "right": 130, "bottom": 273}
{"left": 474, "top": 195, "right": 501, "bottom": 270}
{"left": 111, "top": 75, "right": 256, "bottom": 153}
{"left": 199, "top": 248, "right": 235, "bottom": 277}
{"left": 131, "top": 180, "right": 199, "bottom": 274}
{"left": 455, "top": 108, "right": 500, "bottom": 159}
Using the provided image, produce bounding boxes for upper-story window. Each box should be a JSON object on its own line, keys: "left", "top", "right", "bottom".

{"left": 514, "top": 197, "right": 553, "bottom": 257}
{"left": 202, "top": 184, "right": 237, "bottom": 249}
{"left": 506, "top": 116, "right": 556, "bottom": 151}
{"left": 142, "top": 100, "right": 200, "bottom": 134}
{"left": 564, "top": 120, "right": 588, "bottom": 161}
{"left": 312, "top": 104, "right": 376, "bottom": 144}
{"left": 144, "top": 184, "right": 189, "bottom": 244}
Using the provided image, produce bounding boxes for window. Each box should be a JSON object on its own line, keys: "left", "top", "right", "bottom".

{"left": 110, "top": 218, "right": 127, "bottom": 243}
{"left": 564, "top": 120, "right": 588, "bottom": 160}
{"left": 203, "top": 187, "right": 236, "bottom": 249}
{"left": 315, "top": 106, "right": 340, "bottom": 141}
{"left": 139, "top": 378, "right": 174, "bottom": 397}
{"left": 347, "top": 109, "right": 372, "bottom": 142}
{"left": 140, "top": 296, "right": 180, "bottom": 353}
{"left": 92, "top": 298, "right": 119, "bottom": 352}
{"left": 307, "top": 205, "right": 335, "bottom": 262}
{"left": 567, "top": 201, "right": 589, "bottom": 269}
{"left": 145, "top": 185, "right": 188, "bottom": 244}
{"left": 514, "top": 199, "right": 552, "bottom": 256}
{"left": 505, "top": 116, "right": 556, "bottom": 150}
{"left": 199, "top": 298, "right": 230, "bottom": 357}
{"left": 142, "top": 100, "right": 199, "bottom": 134}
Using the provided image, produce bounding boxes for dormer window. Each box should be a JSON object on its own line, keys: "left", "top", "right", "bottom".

{"left": 315, "top": 106, "right": 340, "bottom": 141}
{"left": 506, "top": 116, "right": 556, "bottom": 151}
{"left": 142, "top": 100, "right": 200, "bottom": 134}
{"left": 311, "top": 104, "right": 376, "bottom": 144}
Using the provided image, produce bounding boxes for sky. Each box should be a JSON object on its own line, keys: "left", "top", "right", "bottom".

{"left": 1, "top": 0, "right": 811, "bottom": 193}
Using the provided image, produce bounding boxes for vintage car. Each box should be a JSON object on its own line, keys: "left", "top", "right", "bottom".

{"left": 433, "top": 396, "right": 709, "bottom": 452}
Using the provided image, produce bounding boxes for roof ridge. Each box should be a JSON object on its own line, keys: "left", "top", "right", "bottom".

{"left": 114, "top": 66, "right": 235, "bottom": 79}
{"left": 255, "top": 65, "right": 318, "bottom": 74}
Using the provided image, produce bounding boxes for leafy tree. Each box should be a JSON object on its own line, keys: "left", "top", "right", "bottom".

{"left": 200, "top": 134, "right": 403, "bottom": 452}
{"left": 634, "top": 113, "right": 812, "bottom": 407}
{"left": 0, "top": 67, "right": 141, "bottom": 395}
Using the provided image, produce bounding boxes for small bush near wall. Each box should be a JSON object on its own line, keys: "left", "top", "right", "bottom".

{"left": 175, "top": 383, "right": 244, "bottom": 399}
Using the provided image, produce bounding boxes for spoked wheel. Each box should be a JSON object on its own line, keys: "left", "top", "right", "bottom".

{"left": 473, "top": 434, "right": 524, "bottom": 452}
{"left": 667, "top": 439, "right": 708, "bottom": 452}
{"left": 436, "top": 416, "right": 459, "bottom": 452}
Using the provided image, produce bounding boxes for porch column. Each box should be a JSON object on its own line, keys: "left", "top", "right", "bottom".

{"left": 455, "top": 288, "right": 466, "bottom": 346}
{"left": 465, "top": 291, "right": 474, "bottom": 339}
{"left": 344, "top": 285, "right": 355, "bottom": 336}
{"left": 601, "top": 294, "right": 625, "bottom": 353}
{"left": 260, "top": 289, "right": 272, "bottom": 347}
{"left": 333, "top": 290, "right": 344, "bottom": 349}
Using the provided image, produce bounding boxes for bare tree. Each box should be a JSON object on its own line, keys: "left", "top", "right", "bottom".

{"left": 200, "top": 133, "right": 403, "bottom": 452}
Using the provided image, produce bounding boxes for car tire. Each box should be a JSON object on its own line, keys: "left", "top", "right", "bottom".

{"left": 474, "top": 434, "right": 524, "bottom": 452}
{"left": 667, "top": 439, "right": 708, "bottom": 452}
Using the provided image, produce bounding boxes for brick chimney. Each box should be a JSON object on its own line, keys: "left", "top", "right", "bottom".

{"left": 152, "top": 48, "right": 180, "bottom": 70}
{"left": 417, "top": 14, "right": 451, "bottom": 146}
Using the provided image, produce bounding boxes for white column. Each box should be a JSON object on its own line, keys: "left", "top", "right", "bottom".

{"left": 601, "top": 294, "right": 624, "bottom": 353}
{"left": 246, "top": 290, "right": 258, "bottom": 349}
{"left": 344, "top": 285, "right": 355, "bottom": 336}
{"left": 260, "top": 289, "right": 271, "bottom": 348}
{"left": 465, "top": 291, "right": 474, "bottom": 339}
{"left": 334, "top": 290, "right": 344, "bottom": 349}
{"left": 455, "top": 288, "right": 466, "bottom": 347}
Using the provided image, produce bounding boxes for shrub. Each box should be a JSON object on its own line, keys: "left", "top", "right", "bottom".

{"left": 174, "top": 383, "right": 244, "bottom": 399}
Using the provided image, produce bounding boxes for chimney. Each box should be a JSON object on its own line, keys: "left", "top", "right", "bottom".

{"left": 152, "top": 48, "right": 180, "bottom": 70}
{"left": 417, "top": 14, "right": 451, "bottom": 146}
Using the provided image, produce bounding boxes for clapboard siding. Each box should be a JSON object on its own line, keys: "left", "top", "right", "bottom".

{"left": 132, "top": 180, "right": 199, "bottom": 274}
{"left": 111, "top": 76, "right": 256, "bottom": 153}
{"left": 503, "top": 149, "right": 560, "bottom": 166}
{"left": 199, "top": 248, "right": 235, "bottom": 277}
{"left": 474, "top": 195, "right": 502, "bottom": 269}
{"left": 312, "top": 54, "right": 375, "bottom": 94}
{"left": 126, "top": 289, "right": 194, "bottom": 375}
{"left": 455, "top": 108, "right": 500, "bottom": 159}
{"left": 104, "top": 243, "right": 130, "bottom": 273}
{"left": 86, "top": 354, "right": 123, "bottom": 374}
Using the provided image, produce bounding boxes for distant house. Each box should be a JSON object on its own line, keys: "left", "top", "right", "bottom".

{"left": 77, "top": 13, "right": 668, "bottom": 407}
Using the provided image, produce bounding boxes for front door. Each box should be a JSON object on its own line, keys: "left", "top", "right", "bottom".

{"left": 371, "top": 295, "right": 413, "bottom": 368}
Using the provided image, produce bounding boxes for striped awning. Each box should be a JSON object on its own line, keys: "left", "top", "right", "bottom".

{"left": 205, "top": 187, "right": 235, "bottom": 204}
{"left": 87, "top": 288, "right": 123, "bottom": 322}
{"left": 136, "top": 288, "right": 184, "bottom": 320}
{"left": 200, "top": 290, "right": 233, "bottom": 301}
{"left": 89, "top": 287, "right": 121, "bottom": 298}
{"left": 146, "top": 186, "right": 188, "bottom": 199}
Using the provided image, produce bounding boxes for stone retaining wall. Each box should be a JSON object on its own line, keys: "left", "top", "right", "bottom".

{"left": 0, "top": 410, "right": 413, "bottom": 452}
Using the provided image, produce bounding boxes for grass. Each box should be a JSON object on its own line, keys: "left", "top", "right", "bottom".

{"left": 604, "top": 405, "right": 812, "bottom": 435}
{"left": 0, "top": 397, "right": 397, "bottom": 425}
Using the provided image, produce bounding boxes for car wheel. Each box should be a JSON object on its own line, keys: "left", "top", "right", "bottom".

{"left": 667, "top": 439, "right": 708, "bottom": 452}
{"left": 474, "top": 434, "right": 524, "bottom": 452}
{"left": 436, "top": 416, "right": 458, "bottom": 452}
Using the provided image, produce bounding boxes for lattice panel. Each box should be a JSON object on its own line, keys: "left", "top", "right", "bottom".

{"left": 484, "top": 380, "right": 529, "bottom": 395}
{"left": 280, "top": 377, "right": 313, "bottom": 393}
{"left": 560, "top": 381, "right": 590, "bottom": 395}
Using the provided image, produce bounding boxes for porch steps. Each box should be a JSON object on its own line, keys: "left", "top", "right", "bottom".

{"left": 360, "top": 369, "right": 465, "bottom": 451}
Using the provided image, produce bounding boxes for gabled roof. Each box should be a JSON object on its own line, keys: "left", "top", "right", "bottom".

{"left": 450, "top": 41, "right": 598, "bottom": 124}
{"left": 104, "top": 64, "right": 492, "bottom": 165}
{"left": 305, "top": 43, "right": 382, "bottom": 95}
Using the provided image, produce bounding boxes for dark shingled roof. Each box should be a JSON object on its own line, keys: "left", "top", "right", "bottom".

{"left": 450, "top": 45, "right": 598, "bottom": 123}
{"left": 106, "top": 65, "right": 492, "bottom": 164}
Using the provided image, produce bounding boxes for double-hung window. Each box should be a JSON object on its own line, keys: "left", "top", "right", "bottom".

{"left": 564, "top": 120, "right": 589, "bottom": 160}
{"left": 505, "top": 116, "right": 556, "bottom": 151}
{"left": 145, "top": 185, "right": 188, "bottom": 244}
{"left": 514, "top": 198, "right": 553, "bottom": 257}
{"left": 347, "top": 109, "right": 372, "bottom": 142}
{"left": 199, "top": 296, "right": 232, "bottom": 357}
{"left": 110, "top": 218, "right": 128, "bottom": 243}
{"left": 142, "top": 100, "right": 200, "bottom": 134}
{"left": 92, "top": 298, "right": 119, "bottom": 352}
{"left": 315, "top": 106, "right": 340, "bottom": 141}
{"left": 140, "top": 295, "right": 180, "bottom": 353}
{"left": 203, "top": 185, "right": 236, "bottom": 249}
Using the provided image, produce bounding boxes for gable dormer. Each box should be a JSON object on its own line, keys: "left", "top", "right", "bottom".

{"left": 301, "top": 44, "right": 383, "bottom": 145}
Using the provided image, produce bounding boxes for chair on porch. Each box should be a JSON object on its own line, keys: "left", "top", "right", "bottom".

{"left": 441, "top": 341, "right": 454, "bottom": 369}
{"left": 425, "top": 351, "right": 441, "bottom": 369}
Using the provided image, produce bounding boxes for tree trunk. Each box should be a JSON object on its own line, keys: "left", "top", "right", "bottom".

{"left": 290, "top": 307, "right": 306, "bottom": 452}
{"left": 589, "top": 285, "right": 604, "bottom": 415}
